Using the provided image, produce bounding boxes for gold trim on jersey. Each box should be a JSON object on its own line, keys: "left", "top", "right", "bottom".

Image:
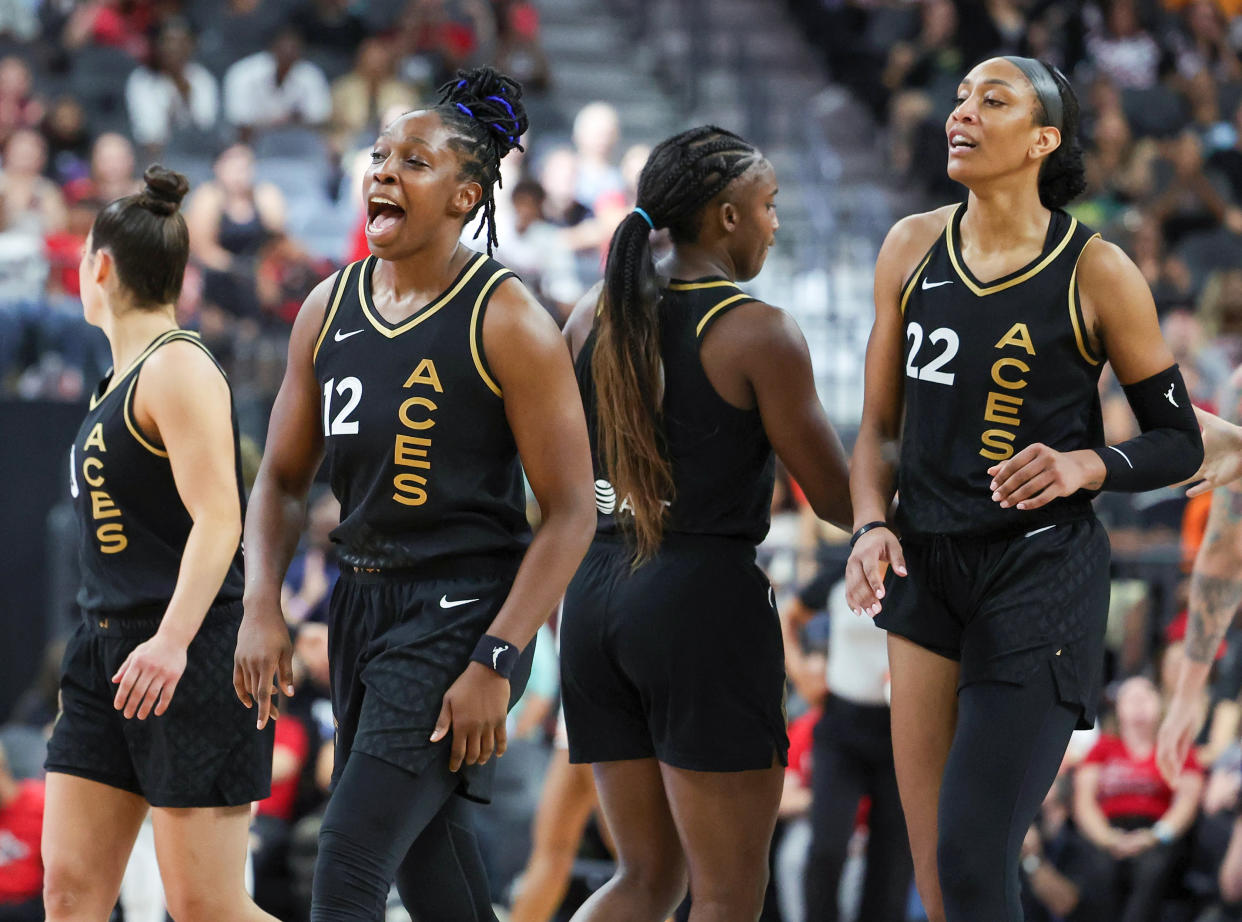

{"left": 945, "top": 204, "right": 1078, "bottom": 296}
{"left": 469, "top": 269, "right": 515, "bottom": 398}
{"left": 312, "top": 262, "right": 357, "bottom": 363}
{"left": 89, "top": 328, "right": 184, "bottom": 410}
{"left": 1069, "top": 234, "right": 1104, "bottom": 366}
{"left": 123, "top": 376, "right": 169, "bottom": 458}
{"left": 695, "top": 293, "right": 750, "bottom": 338}
{"left": 667, "top": 279, "right": 739, "bottom": 292}
{"left": 900, "top": 252, "right": 934, "bottom": 316}
{"left": 359, "top": 253, "right": 488, "bottom": 338}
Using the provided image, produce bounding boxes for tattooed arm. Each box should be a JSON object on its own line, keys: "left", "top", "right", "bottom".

{"left": 1158, "top": 369, "right": 1242, "bottom": 783}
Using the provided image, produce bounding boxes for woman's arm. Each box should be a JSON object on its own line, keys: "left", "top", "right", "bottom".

{"left": 1072, "top": 763, "right": 1123, "bottom": 851}
{"left": 110, "top": 341, "right": 243, "bottom": 720}
{"left": 184, "top": 184, "right": 235, "bottom": 272}
{"left": 429, "top": 278, "right": 596, "bottom": 773}
{"left": 734, "top": 304, "right": 852, "bottom": 530}
{"left": 255, "top": 182, "right": 287, "bottom": 236}
{"left": 235, "top": 275, "right": 333, "bottom": 728}
{"left": 845, "top": 211, "right": 947, "bottom": 615}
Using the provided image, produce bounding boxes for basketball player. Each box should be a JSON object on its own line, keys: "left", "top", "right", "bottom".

{"left": 41, "top": 166, "right": 277, "bottom": 922}
{"left": 560, "top": 126, "right": 853, "bottom": 922}
{"left": 846, "top": 57, "right": 1203, "bottom": 922}
{"left": 234, "top": 67, "right": 595, "bottom": 922}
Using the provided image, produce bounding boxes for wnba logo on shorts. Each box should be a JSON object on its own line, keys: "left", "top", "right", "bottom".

{"left": 595, "top": 479, "right": 617, "bottom": 515}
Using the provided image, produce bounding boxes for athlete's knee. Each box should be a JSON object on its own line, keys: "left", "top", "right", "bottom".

{"left": 163, "top": 883, "right": 249, "bottom": 922}
{"left": 936, "top": 819, "right": 1001, "bottom": 917}
{"left": 310, "top": 827, "right": 392, "bottom": 919}
{"left": 43, "top": 859, "right": 110, "bottom": 920}
{"left": 688, "top": 866, "right": 770, "bottom": 922}
{"left": 612, "top": 857, "right": 687, "bottom": 915}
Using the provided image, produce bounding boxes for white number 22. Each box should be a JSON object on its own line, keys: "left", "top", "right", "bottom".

{"left": 905, "top": 322, "right": 959, "bottom": 386}
{"left": 322, "top": 377, "right": 362, "bottom": 435}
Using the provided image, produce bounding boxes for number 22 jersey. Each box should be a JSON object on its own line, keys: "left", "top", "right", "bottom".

{"left": 313, "top": 252, "right": 532, "bottom": 569}
{"left": 896, "top": 204, "right": 1105, "bottom": 538}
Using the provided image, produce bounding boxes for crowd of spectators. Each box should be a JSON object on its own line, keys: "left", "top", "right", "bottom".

{"left": 13, "top": 0, "right": 1242, "bottom": 920}
{"left": 0, "top": 0, "right": 628, "bottom": 433}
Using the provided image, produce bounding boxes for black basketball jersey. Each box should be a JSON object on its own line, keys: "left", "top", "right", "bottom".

{"left": 897, "top": 204, "right": 1105, "bottom": 538}
{"left": 313, "top": 252, "right": 531, "bottom": 569}
{"left": 576, "top": 278, "right": 775, "bottom": 545}
{"left": 71, "top": 330, "right": 246, "bottom": 615}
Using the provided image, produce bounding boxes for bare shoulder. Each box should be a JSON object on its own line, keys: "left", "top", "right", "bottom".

{"left": 876, "top": 205, "right": 956, "bottom": 289}
{"left": 484, "top": 275, "right": 562, "bottom": 344}
{"left": 564, "top": 281, "right": 603, "bottom": 358}
{"left": 142, "top": 338, "right": 226, "bottom": 392}
{"left": 1076, "top": 236, "right": 1141, "bottom": 286}
{"left": 707, "top": 298, "right": 805, "bottom": 357}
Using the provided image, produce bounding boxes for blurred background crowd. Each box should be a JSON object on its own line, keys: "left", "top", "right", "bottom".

{"left": 7, "top": 0, "right": 1242, "bottom": 920}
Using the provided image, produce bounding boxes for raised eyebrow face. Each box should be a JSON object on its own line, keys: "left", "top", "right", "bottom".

{"left": 957, "top": 76, "right": 1019, "bottom": 95}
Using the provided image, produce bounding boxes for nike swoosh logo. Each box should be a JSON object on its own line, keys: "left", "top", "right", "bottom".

{"left": 921, "top": 278, "right": 953, "bottom": 290}
{"left": 439, "top": 595, "right": 480, "bottom": 609}
{"left": 1024, "top": 525, "right": 1056, "bottom": 538}
{"left": 334, "top": 328, "right": 363, "bottom": 342}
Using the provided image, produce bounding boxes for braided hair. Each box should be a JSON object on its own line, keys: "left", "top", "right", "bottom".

{"left": 592, "top": 125, "right": 761, "bottom": 565}
{"left": 433, "top": 66, "right": 529, "bottom": 254}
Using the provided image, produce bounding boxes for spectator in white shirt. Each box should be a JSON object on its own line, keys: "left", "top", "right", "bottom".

{"left": 222, "top": 26, "right": 331, "bottom": 142}
{"left": 125, "top": 19, "right": 218, "bottom": 157}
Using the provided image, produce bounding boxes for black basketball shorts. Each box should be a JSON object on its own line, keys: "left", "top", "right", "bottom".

{"left": 327, "top": 558, "right": 533, "bottom": 804}
{"left": 560, "top": 534, "right": 789, "bottom": 772}
{"left": 45, "top": 600, "right": 275, "bottom": 807}
{"left": 873, "top": 516, "right": 1110, "bottom": 729}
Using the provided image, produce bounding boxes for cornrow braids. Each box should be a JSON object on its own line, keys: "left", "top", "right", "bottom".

{"left": 434, "top": 66, "right": 529, "bottom": 254}
{"left": 592, "top": 125, "right": 761, "bottom": 565}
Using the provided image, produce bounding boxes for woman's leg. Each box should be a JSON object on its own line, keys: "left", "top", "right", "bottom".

{"left": 42, "top": 773, "right": 148, "bottom": 922}
{"left": 659, "top": 759, "right": 785, "bottom": 922}
{"left": 150, "top": 804, "right": 278, "bottom": 922}
{"left": 935, "top": 666, "right": 1080, "bottom": 922}
{"left": 887, "top": 634, "right": 961, "bottom": 922}
{"left": 569, "top": 758, "right": 688, "bottom": 922}
{"left": 510, "top": 750, "right": 601, "bottom": 922}
{"left": 310, "top": 751, "right": 472, "bottom": 922}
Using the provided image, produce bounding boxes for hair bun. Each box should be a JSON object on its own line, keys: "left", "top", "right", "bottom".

{"left": 436, "top": 66, "right": 529, "bottom": 158}
{"left": 138, "top": 165, "right": 190, "bottom": 217}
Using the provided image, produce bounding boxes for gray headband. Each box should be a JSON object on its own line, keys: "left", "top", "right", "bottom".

{"left": 1001, "top": 56, "right": 1064, "bottom": 131}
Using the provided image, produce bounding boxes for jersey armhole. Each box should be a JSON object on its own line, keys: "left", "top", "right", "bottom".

{"left": 695, "top": 289, "right": 756, "bottom": 340}
{"left": 312, "top": 263, "right": 357, "bottom": 366}
{"left": 125, "top": 332, "right": 227, "bottom": 458}
{"left": 469, "top": 269, "right": 517, "bottom": 398}
{"left": 898, "top": 246, "right": 937, "bottom": 317}
{"left": 1069, "top": 234, "right": 1104, "bottom": 366}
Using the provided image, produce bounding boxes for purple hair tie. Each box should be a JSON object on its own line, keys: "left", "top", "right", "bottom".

{"left": 455, "top": 102, "right": 474, "bottom": 118}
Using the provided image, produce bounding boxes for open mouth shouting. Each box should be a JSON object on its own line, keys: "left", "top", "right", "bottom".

{"left": 366, "top": 194, "right": 407, "bottom": 241}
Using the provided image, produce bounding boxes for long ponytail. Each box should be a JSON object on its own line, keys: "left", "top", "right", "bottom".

{"left": 592, "top": 126, "right": 759, "bottom": 565}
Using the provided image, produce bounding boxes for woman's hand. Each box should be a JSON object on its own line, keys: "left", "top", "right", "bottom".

{"left": 112, "top": 632, "right": 189, "bottom": 720}
{"left": 234, "top": 596, "right": 295, "bottom": 729}
{"left": 430, "top": 662, "right": 510, "bottom": 772}
{"left": 845, "top": 527, "right": 906, "bottom": 617}
{"left": 1186, "top": 407, "right": 1242, "bottom": 497}
{"left": 987, "top": 445, "right": 1105, "bottom": 510}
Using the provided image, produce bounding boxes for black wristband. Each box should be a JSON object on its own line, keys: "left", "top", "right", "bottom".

{"left": 471, "top": 633, "right": 519, "bottom": 680}
{"left": 850, "top": 521, "right": 891, "bottom": 548}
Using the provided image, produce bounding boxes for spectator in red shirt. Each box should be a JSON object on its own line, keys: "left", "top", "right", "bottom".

{"left": 1074, "top": 676, "right": 1206, "bottom": 922}
{"left": 0, "top": 741, "right": 44, "bottom": 922}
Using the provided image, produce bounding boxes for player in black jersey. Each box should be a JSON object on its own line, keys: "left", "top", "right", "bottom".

{"left": 235, "top": 67, "right": 595, "bottom": 922}
{"left": 846, "top": 57, "right": 1204, "bottom": 922}
{"left": 41, "top": 167, "right": 276, "bottom": 922}
{"left": 559, "top": 126, "right": 853, "bottom": 922}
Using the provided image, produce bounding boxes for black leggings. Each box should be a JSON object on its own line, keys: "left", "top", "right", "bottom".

{"left": 310, "top": 752, "right": 495, "bottom": 922}
{"left": 937, "top": 664, "right": 1081, "bottom": 922}
{"left": 805, "top": 697, "right": 912, "bottom": 922}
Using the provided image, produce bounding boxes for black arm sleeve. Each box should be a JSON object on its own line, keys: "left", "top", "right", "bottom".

{"left": 1092, "top": 364, "right": 1202, "bottom": 493}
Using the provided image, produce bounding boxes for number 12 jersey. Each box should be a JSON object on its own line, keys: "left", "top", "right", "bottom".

{"left": 313, "top": 252, "right": 531, "bottom": 569}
